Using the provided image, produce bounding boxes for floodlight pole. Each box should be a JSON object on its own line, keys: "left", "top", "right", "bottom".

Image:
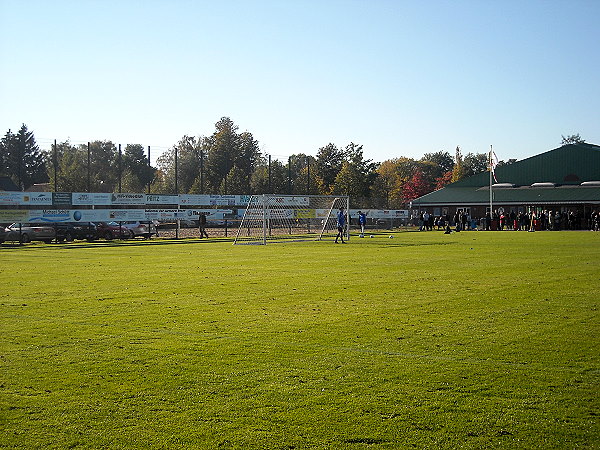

{"left": 147, "top": 146, "right": 151, "bottom": 194}
{"left": 53, "top": 139, "right": 57, "bottom": 192}
{"left": 489, "top": 145, "right": 493, "bottom": 216}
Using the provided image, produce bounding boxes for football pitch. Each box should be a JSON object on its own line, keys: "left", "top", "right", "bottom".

{"left": 1, "top": 231, "right": 598, "bottom": 448}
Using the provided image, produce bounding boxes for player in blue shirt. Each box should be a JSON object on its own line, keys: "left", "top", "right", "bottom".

{"left": 358, "top": 210, "right": 367, "bottom": 235}
{"left": 335, "top": 207, "right": 346, "bottom": 243}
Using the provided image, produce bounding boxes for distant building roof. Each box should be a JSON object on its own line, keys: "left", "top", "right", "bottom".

{"left": 451, "top": 143, "right": 600, "bottom": 188}
{"left": 0, "top": 176, "right": 19, "bottom": 191}
{"left": 413, "top": 143, "right": 600, "bottom": 207}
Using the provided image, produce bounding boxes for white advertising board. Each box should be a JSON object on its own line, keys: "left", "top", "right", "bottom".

{"left": 145, "top": 194, "right": 179, "bottom": 205}
{"left": 72, "top": 193, "right": 112, "bottom": 205}
{"left": 0, "top": 192, "right": 24, "bottom": 206}
{"left": 178, "top": 194, "right": 211, "bottom": 206}
{"left": 110, "top": 193, "right": 146, "bottom": 205}
{"left": 272, "top": 196, "right": 309, "bottom": 206}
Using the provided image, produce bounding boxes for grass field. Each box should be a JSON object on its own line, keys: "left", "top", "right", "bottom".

{"left": 1, "top": 231, "right": 599, "bottom": 449}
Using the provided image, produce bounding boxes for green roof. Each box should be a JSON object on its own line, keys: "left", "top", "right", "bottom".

{"left": 413, "top": 143, "right": 600, "bottom": 206}
{"left": 452, "top": 143, "right": 600, "bottom": 188}
{"left": 414, "top": 185, "right": 600, "bottom": 206}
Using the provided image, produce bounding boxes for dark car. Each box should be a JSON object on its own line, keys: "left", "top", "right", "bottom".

{"left": 95, "top": 221, "right": 135, "bottom": 240}
{"left": 54, "top": 222, "right": 97, "bottom": 242}
{"left": 0, "top": 225, "right": 6, "bottom": 244}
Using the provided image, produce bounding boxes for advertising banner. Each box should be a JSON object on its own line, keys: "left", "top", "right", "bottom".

{"left": 23, "top": 192, "right": 53, "bottom": 206}
{"left": 52, "top": 192, "right": 72, "bottom": 207}
{"left": 110, "top": 193, "right": 146, "bottom": 205}
{"left": 72, "top": 193, "right": 112, "bottom": 206}
{"left": 294, "top": 208, "right": 314, "bottom": 219}
{"left": 145, "top": 209, "right": 188, "bottom": 220}
{"left": 208, "top": 195, "right": 238, "bottom": 206}
{"left": 0, "top": 192, "right": 25, "bottom": 206}
{"left": 145, "top": 194, "right": 179, "bottom": 205}
{"left": 181, "top": 209, "right": 232, "bottom": 219}
{"left": 272, "top": 196, "right": 309, "bottom": 206}
{"left": 178, "top": 194, "right": 211, "bottom": 206}
{"left": 0, "top": 209, "right": 29, "bottom": 222}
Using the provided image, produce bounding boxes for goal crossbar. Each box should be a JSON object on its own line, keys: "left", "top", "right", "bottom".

{"left": 234, "top": 194, "right": 349, "bottom": 245}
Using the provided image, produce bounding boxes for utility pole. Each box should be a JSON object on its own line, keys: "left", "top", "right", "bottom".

{"left": 118, "top": 144, "right": 122, "bottom": 193}
{"left": 87, "top": 142, "right": 91, "bottom": 192}
{"left": 53, "top": 139, "right": 57, "bottom": 192}
{"left": 147, "top": 146, "right": 151, "bottom": 194}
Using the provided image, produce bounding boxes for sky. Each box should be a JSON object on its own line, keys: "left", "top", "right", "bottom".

{"left": 1, "top": 0, "right": 599, "bottom": 166}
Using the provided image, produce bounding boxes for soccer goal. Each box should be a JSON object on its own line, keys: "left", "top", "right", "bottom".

{"left": 234, "top": 194, "right": 350, "bottom": 245}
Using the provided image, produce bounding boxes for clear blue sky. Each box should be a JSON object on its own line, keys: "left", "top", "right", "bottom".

{"left": 1, "top": 0, "right": 598, "bottom": 165}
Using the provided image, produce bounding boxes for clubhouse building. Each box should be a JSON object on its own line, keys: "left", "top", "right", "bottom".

{"left": 411, "top": 142, "right": 600, "bottom": 226}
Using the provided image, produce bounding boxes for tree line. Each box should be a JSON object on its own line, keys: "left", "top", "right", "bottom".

{"left": 1, "top": 118, "right": 518, "bottom": 208}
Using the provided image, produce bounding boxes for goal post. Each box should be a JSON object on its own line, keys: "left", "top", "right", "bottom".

{"left": 234, "top": 194, "right": 350, "bottom": 245}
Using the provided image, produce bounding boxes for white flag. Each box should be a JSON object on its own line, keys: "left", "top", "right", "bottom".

{"left": 490, "top": 151, "right": 499, "bottom": 183}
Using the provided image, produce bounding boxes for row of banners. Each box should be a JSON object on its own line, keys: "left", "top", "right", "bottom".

{"left": 0, "top": 192, "right": 319, "bottom": 207}
{"left": 0, "top": 209, "right": 232, "bottom": 224}
{"left": 0, "top": 208, "right": 409, "bottom": 224}
{"left": 0, "top": 192, "right": 254, "bottom": 206}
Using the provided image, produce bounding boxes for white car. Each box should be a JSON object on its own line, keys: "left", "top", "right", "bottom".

{"left": 121, "top": 221, "right": 155, "bottom": 238}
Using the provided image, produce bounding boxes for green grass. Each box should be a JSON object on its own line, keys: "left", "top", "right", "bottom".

{"left": 1, "top": 231, "right": 599, "bottom": 449}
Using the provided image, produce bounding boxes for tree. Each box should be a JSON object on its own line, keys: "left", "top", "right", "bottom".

{"left": 122, "top": 144, "right": 155, "bottom": 193}
{"left": 205, "top": 117, "right": 239, "bottom": 193}
{"left": 48, "top": 140, "right": 87, "bottom": 192}
{"left": 156, "top": 136, "right": 202, "bottom": 194}
{"left": 403, "top": 170, "right": 431, "bottom": 203}
{"left": 0, "top": 124, "right": 48, "bottom": 190}
{"left": 463, "top": 152, "right": 489, "bottom": 177}
{"left": 371, "top": 160, "right": 399, "bottom": 208}
{"left": 315, "top": 143, "right": 345, "bottom": 194}
{"left": 435, "top": 171, "right": 453, "bottom": 190}
{"left": 86, "top": 141, "right": 119, "bottom": 192}
{"left": 561, "top": 134, "right": 585, "bottom": 145}
{"left": 421, "top": 151, "right": 454, "bottom": 180}
{"left": 251, "top": 159, "right": 289, "bottom": 194}
{"left": 341, "top": 142, "right": 377, "bottom": 201}
{"left": 451, "top": 146, "right": 466, "bottom": 183}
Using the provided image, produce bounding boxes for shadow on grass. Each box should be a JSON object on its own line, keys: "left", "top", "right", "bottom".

{"left": 0, "top": 237, "right": 234, "bottom": 252}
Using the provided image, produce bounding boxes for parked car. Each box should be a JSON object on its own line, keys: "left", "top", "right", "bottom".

{"left": 95, "top": 221, "right": 135, "bottom": 240}
{"left": 121, "top": 221, "right": 155, "bottom": 238}
{"left": 4, "top": 223, "right": 56, "bottom": 243}
{"left": 0, "top": 225, "right": 7, "bottom": 244}
{"left": 54, "top": 222, "right": 97, "bottom": 242}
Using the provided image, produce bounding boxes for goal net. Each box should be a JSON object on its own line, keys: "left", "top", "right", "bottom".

{"left": 234, "top": 195, "right": 350, "bottom": 245}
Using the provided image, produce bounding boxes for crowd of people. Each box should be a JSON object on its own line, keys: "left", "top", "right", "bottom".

{"left": 417, "top": 209, "right": 600, "bottom": 232}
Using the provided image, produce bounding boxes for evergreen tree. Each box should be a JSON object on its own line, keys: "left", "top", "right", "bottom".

{"left": 0, "top": 124, "right": 48, "bottom": 189}
{"left": 123, "top": 144, "right": 155, "bottom": 192}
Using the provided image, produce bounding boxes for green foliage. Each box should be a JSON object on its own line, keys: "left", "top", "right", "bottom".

{"left": 561, "top": 134, "right": 585, "bottom": 145}
{"left": 122, "top": 144, "right": 155, "bottom": 193}
{"left": 421, "top": 150, "right": 454, "bottom": 175}
{"left": 451, "top": 146, "right": 467, "bottom": 183}
{"left": 315, "top": 143, "right": 345, "bottom": 193}
{"left": 0, "top": 124, "right": 48, "bottom": 189}
{"left": 1, "top": 232, "right": 598, "bottom": 448}
{"left": 463, "top": 152, "right": 489, "bottom": 177}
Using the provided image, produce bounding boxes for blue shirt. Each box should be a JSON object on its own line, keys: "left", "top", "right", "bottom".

{"left": 358, "top": 213, "right": 366, "bottom": 225}
{"left": 337, "top": 211, "right": 346, "bottom": 227}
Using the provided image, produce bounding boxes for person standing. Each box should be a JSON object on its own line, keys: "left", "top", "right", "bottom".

{"left": 335, "top": 207, "right": 346, "bottom": 243}
{"left": 358, "top": 210, "right": 367, "bottom": 235}
{"left": 198, "top": 213, "right": 209, "bottom": 238}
